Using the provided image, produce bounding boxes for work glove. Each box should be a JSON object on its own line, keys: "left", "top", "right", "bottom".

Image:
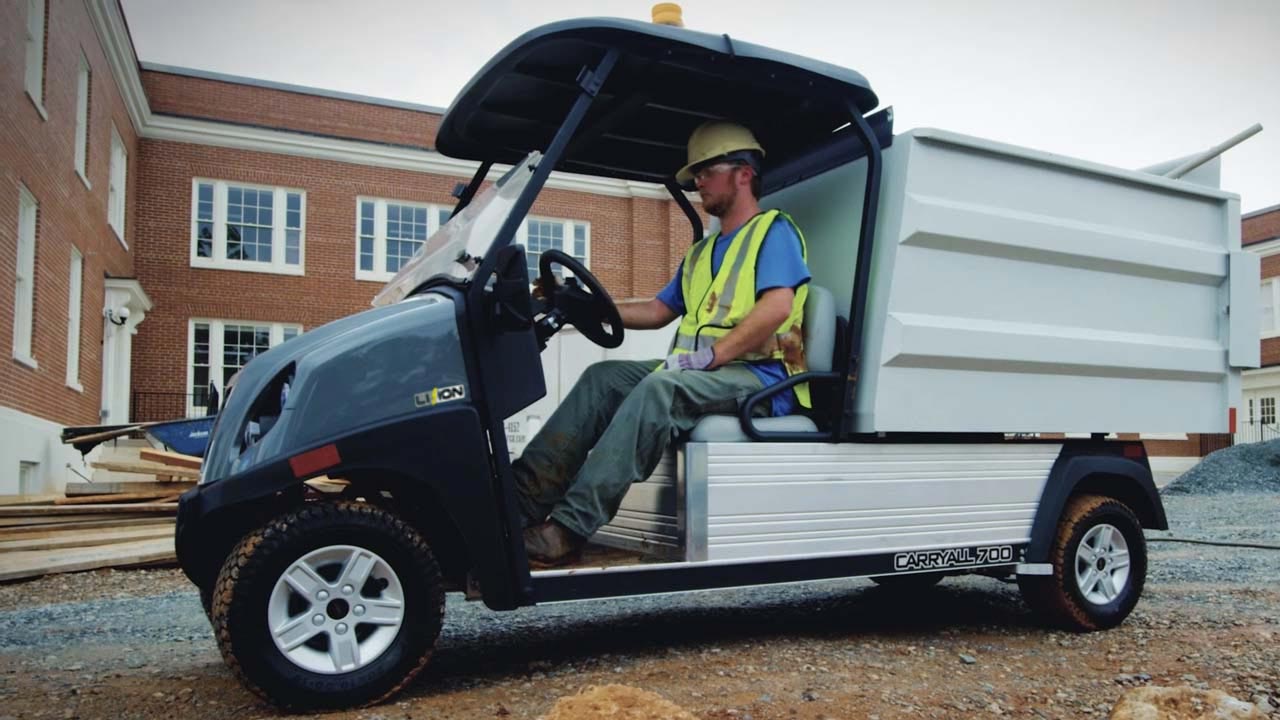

{"left": 531, "top": 274, "right": 560, "bottom": 302}
{"left": 664, "top": 347, "right": 716, "bottom": 371}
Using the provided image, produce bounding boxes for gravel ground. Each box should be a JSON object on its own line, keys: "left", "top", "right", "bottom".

{"left": 1163, "top": 439, "right": 1280, "bottom": 495}
{"left": 0, "top": 493, "right": 1277, "bottom": 719}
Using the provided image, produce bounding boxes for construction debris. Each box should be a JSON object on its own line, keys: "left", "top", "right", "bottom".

{"left": 0, "top": 446, "right": 202, "bottom": 583}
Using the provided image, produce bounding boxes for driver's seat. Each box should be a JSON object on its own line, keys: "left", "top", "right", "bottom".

{"left": 687, "top": 284, "right": 837, "bottom": 442}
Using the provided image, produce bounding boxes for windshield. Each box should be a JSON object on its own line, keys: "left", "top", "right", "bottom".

{"left": 373, "top": 152, "right": 540, "bottom": 307}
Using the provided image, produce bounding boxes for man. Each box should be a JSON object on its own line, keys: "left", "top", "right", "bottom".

{"left": 515, "top": 121, "right": 812, "bottom": 566}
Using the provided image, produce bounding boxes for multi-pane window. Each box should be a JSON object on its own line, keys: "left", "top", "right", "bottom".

{"left": 227, "top": 187, "right": 274, "bottom": 262}
{"left": 66, "top": 247, "right": 83, "bottom": 388}
{"left": 189, "top": 320, "right": 301, "bottom": 415}
{"left": 74, "top": 54, "right": 91, "bottom": 183}
{"left": 192, "top": 180, "right": 305, "bottom": 275}
{"left": 355, "top": 198, "right": 451, "bottom": 281}
{"left": 1262, "top": 397, "right": 1276, "bottom": 426}
{"left": 13, "top": 185, "right": 38, "bottom": 366}
{"left": 519, "top": 217, "right": 589, "bottom": 282}
{"left": 1262, "top": 279, "right": 1278, "bottom": 338}
{"left": 24, "top": 0, "right": 46, "bottom": 112}
{"left": 108, "top": 126, "right": 127, "bottom": 242}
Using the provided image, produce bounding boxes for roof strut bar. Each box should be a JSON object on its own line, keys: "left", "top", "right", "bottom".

{"left": 665, "top": 180, "right": 704, "bottom": 244}
{"left": 467, "top": 47, "right": 621, "bottom": 299}
{"left": 737, "top": 97, "right": 883, "bottom": 442}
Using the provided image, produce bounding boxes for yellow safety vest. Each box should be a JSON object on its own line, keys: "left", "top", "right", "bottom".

{"left": 667, "top": 209, "right": 810, "bottom": 409}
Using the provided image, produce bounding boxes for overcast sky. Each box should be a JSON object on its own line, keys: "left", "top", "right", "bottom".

{"left": 120, "top": 0, "right": 1278, "bottom": 212}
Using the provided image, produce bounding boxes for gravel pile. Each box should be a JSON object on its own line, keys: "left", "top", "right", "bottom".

{"left": 1163, "top": 439, "right": 1280, "bottom": 495}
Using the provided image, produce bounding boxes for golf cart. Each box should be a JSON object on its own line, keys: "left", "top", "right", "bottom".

{"left": 175, "top": 16, "right": 1256, "bottom": 710}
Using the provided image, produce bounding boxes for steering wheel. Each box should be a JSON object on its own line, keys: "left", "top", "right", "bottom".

{"left": 537, "top": 249, "right": 624, "bottom": 349}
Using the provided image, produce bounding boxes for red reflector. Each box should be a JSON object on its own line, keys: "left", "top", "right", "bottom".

{"left": 1123, "top": 444, "right": 1144, "bottom": 459}
{"left": 1229, "top": 407, "right": 1237, "bottom": 434}
{"left": 289, "top": 444, "right": 341, "bottom": 478}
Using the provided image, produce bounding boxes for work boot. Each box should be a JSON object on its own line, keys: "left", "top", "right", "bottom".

{"left": 523, "top": 520, "right": 585, "bottom": 568}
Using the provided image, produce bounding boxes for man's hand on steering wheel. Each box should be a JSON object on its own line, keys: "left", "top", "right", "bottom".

{"left": 535, "top": 249, "right": 624, "bottom": 349}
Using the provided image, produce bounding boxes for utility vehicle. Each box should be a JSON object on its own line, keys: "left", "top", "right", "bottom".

{"left": 176, "top": 16, "right": 1257, "bottom": 710}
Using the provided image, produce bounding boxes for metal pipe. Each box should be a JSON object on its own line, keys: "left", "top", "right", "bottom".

{"left": 1165, "top": 123, "right": 1263, "bottom": 179}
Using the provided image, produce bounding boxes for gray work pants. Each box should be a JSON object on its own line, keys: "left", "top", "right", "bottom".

{"left": 512, "top": 359, "right": 765, "bottom": 539}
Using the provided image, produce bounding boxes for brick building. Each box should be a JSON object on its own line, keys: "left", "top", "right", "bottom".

{"left": 1240, "top": 204, "right": 1280, "bottom": 442}
{"left": 1, "top": 1, "right": 1273, "bottom": 494}
{"left": 2, "top": 0, "right": 146, "bottom": 494}
{"left": 1, "top": 0, "right": 690, "bottom": 494}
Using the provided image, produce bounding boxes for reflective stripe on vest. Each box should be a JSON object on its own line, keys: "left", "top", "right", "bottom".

{"left": 669, "top": 209, "right": 810, "bottom": 408}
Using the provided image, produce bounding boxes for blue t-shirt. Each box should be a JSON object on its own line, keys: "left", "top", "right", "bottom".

{"left": 657, "top": 215, "right": 811, "bottom": 416}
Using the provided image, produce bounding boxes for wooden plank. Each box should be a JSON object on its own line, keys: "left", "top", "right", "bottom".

{"left": 60, "top": 424, "right": 150, "bottom": 445}
{"left": 0, "top": 518, "right": 174, "bottom": 540}
{"left": 138, "top": 449, "right": 203, "bottom": 470}
{"left": 0, "top": 494, "right": 62, "bottom": 507}
{"left": 55, "top": 492, "right": 174, "bottom": 506}
{"left": 0, "top": 537, "right": 176, "bottom": 582}
{"left": 65, "top": 481, "right": 195, "bottom": 497}
{"left": 0, "top": 525, "right": 173, "bottom": 553}
{"left": 88, "top": 460, "right": 200, "bottom": 479}
{"left": 0, "top": 514, "right": 150, "bottom": 528}
{"left": 0, "top": 504, "right": 177, "bottom": 518}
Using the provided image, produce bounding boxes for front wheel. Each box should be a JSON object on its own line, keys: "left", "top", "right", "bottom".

{"left": 210, "top": 501, "right": 444, "bottom": 710}
{"left": 1018, "top": 494, "right": 1147, "bottom": 631}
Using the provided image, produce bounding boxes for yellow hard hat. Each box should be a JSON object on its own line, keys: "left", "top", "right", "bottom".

{"left": 675, "top": 121, "right": 765, "bottom": 186}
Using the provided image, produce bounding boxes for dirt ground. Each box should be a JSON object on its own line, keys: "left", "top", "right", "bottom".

{"left": 1, "top": 496, "right": 1277, "bottom": 719}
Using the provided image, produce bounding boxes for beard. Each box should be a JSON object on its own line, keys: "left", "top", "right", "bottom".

{"left": 701, "top": 191, "right": 731, "bottom": 217}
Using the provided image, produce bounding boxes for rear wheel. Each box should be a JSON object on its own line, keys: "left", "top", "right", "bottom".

{"left": 210, "top": 501, "right": 443, "bottom": 710}
{"left": 1018, "top": 494, "right": 1146, "bottom": 631}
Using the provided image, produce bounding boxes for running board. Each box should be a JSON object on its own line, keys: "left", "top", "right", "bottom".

{"left": 530, "top": 544, "right": 1029, "bottom": 603}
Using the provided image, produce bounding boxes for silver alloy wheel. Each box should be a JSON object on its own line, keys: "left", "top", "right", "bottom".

{"left": 1073, "top": 523, "right": 1131, "bottom": 606}
{"left": 267, "top": 545, "right": 405, "bottom": 674}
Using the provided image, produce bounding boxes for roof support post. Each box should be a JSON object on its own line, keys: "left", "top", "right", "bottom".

{"left": 839, "top": 101, "right": 884, "bottom": 439}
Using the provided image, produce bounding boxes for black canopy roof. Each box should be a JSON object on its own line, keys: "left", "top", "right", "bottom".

{"left": 435, "top": 18, "right": 879, "bottom": 185}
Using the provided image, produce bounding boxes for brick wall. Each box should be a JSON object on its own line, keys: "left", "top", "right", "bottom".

{"left": 1244, "top": 207, "right": 1280, "bottom": 246}
{"left": 130, "top": 138, "right": 690, "bottom": 399}
{"left": 141, "top": 70, "right": 441, "bottom": 150}
{"left": 1, "top": 0, "right": 138, "bottom": 427}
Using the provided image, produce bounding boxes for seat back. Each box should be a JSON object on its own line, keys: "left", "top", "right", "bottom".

{"left": 803, "top": 284, "right": 836, "bottom": 373}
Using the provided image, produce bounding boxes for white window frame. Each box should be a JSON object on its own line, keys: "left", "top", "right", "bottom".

{"left": 192, "top": 179, "right": 306, "bottom": 276}
{"left": 354, "top": 197, "right": 451, "bottom": 282}
{"left": 74, "top": 53, "right": 91, "bottom": 188}
{"left": 186, "top": 319, "right": 303, "bottom": 416}
{"left": 24, "top": 0, "right": 47, "bottom": 119}
{"left": 1262, "top": 278, "right": 1280, "bottom": 340}
{"left": 66, "top": 247, "right": 83, "bottom": 390}
{"left": 108, "top": 125, "right": 127, "bottom": 244}
{"left": 13, "top": 185, "right": 38, "bottom": 369}
{"left": 516, "top": 215, "right": 591, "bottom": 283}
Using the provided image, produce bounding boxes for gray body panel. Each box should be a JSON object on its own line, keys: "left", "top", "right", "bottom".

{"left": 202, "top": 294, "right": 467, "bottom": 482}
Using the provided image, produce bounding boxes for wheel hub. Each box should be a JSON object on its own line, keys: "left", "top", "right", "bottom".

{"left": 326, "top": 599, "right": 350, "bottom": 619}
{"left": 1074, "top": 523, "right": 1131, "bottom": 606}
{"left": 267, "top": 545, "right": 406, "bottom": 674}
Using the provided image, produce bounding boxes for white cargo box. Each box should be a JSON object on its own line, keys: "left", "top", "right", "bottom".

{"left": 769, "top": 128, "right": 1259, "bottom": 435}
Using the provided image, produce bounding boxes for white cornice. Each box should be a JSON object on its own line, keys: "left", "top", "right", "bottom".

{"left": 85, "top": 0, "right": 152, "bottom": 134}
{"left": 1246, "top": 237, "right": 1280, "bottom": 258}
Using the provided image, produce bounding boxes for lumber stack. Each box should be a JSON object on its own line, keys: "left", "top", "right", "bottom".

{"left": 0, "top": 448, "right": 201, "bottom": 582}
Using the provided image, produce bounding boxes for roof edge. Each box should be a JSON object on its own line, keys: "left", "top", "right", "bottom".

{"left": 139, "top": 62, "right": 449, "bottom": 116}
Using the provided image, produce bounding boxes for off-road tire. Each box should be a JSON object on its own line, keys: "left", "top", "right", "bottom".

{"left": 869, "top": 572, "right": 945, "bottom": 590}
{"left": 1018, "top": 494, "right": 1146, "bottom": 631}
{"left": 210, "top": 501, "right": 444, "bottom": 710}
